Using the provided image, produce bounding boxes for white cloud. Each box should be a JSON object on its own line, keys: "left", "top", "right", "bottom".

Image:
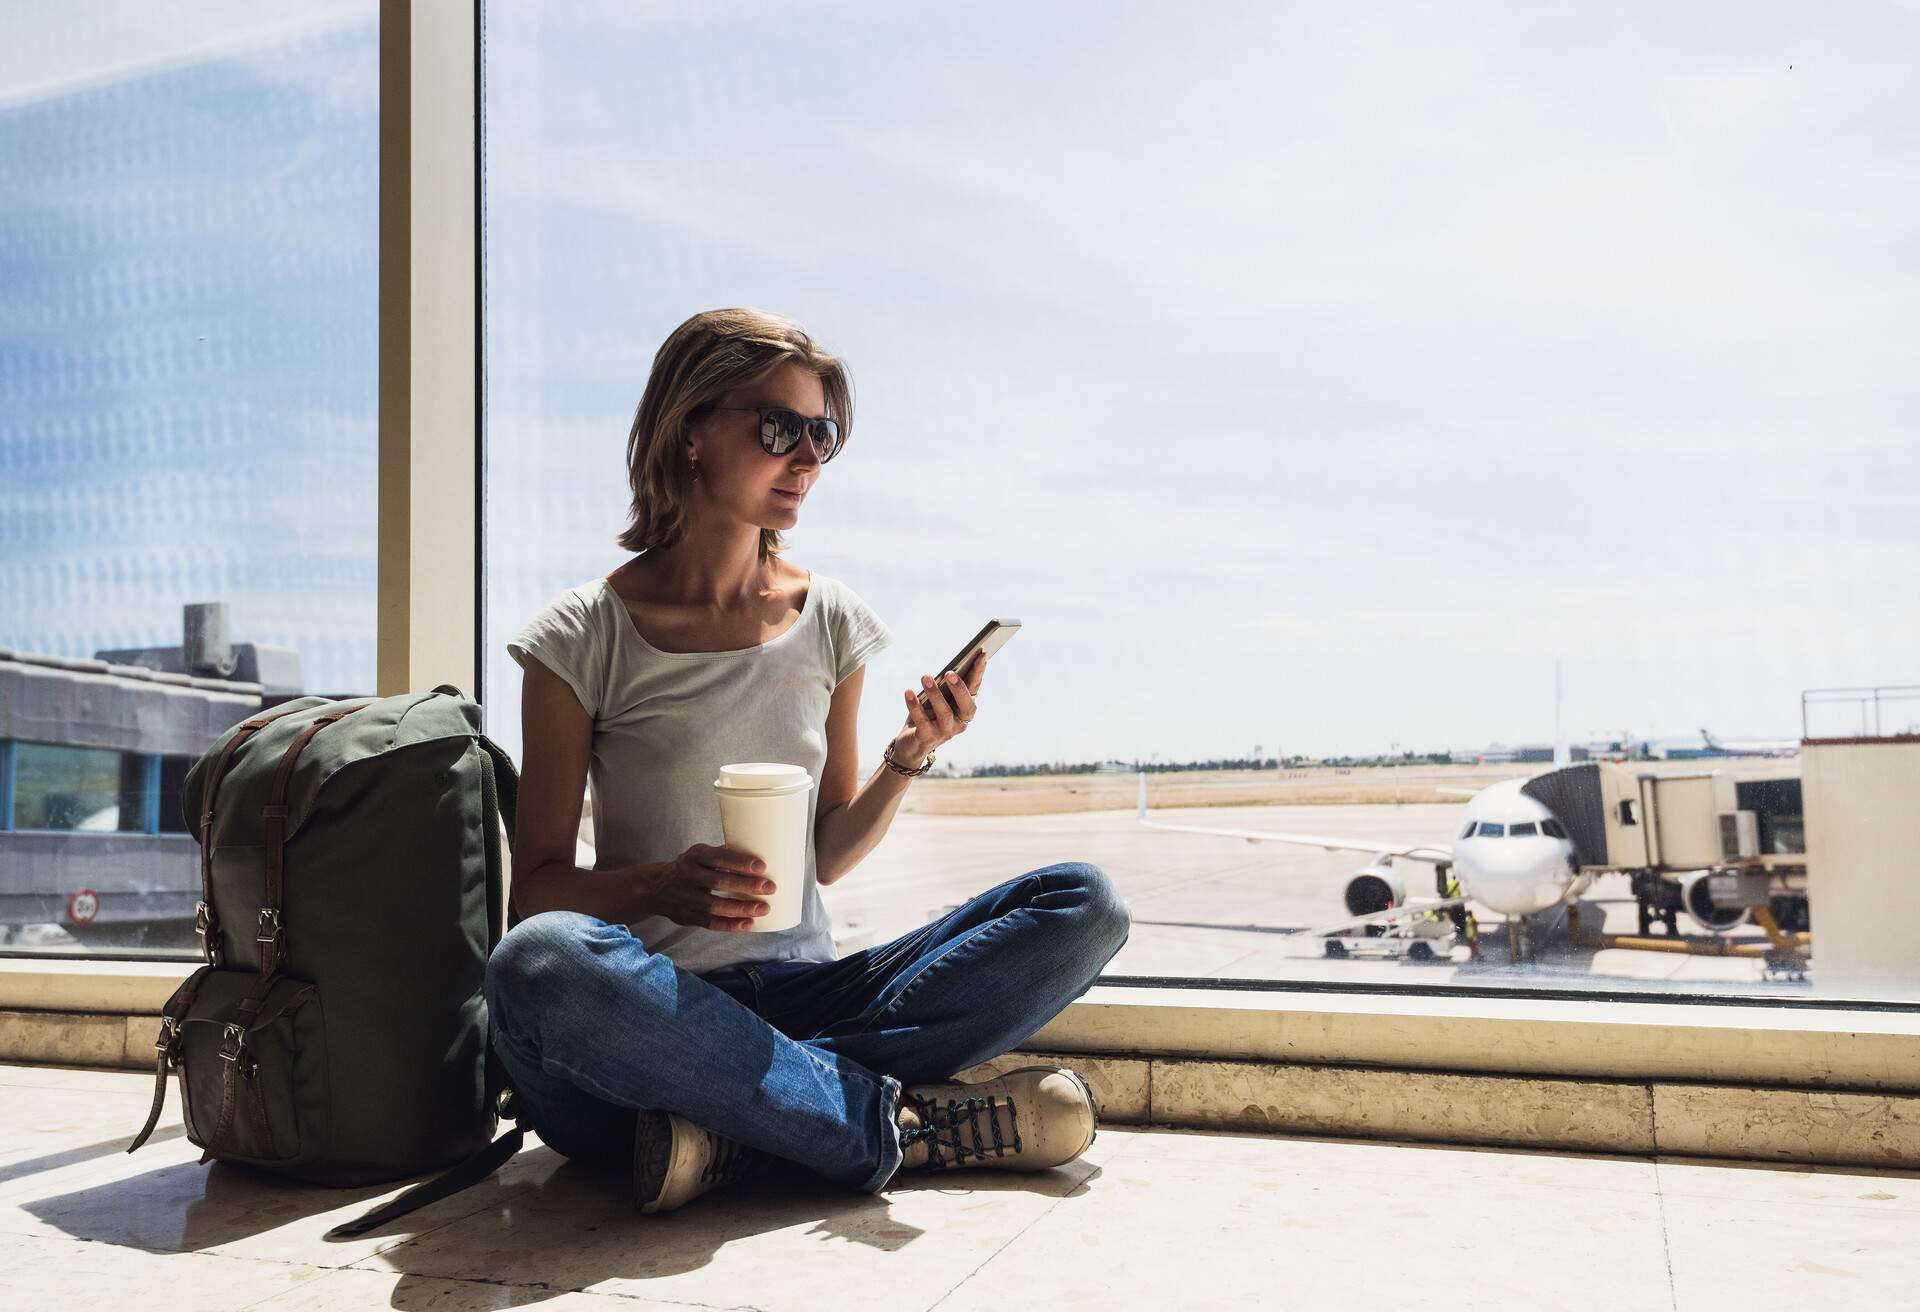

{"left": 470, "top": 2, "right": 1920, "bottom": 761}
{"left": 0, "top": 1, "right": 374, "bottom": 110}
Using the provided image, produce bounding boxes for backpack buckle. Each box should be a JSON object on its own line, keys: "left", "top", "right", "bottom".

{"left": 221, "top": 1023, "right": 257, "bottom": 1080}
{"left": 256, "top": 908, "right": 284, "bottom": 948}
{"left": 195, "top": 901, "right": 223, "bottom": 966}
{"left": 154, "top": 1016, "right": 182, "bottom": 1062}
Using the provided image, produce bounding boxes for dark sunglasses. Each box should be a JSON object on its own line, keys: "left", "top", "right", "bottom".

{"left": 708, "top": 406, "right": 842, "bottom": 462}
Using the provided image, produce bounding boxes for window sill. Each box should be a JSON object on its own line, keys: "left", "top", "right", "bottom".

{"left": 15, "top": 952, "right": 1920, "bottom": 1167}
{"left": 0, "top": 957, "right": 189, "bottom": 1016}
{"left": 3, "top": 958, "right": 1914, "bottom": 1090}
{"left": 7, "top": 961, "right": 1918, "bottom": 1169}
{"left": 1036, "top": 982, "right": 1920, "bottom": 1092}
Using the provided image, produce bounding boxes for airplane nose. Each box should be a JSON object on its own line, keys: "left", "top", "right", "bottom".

{"left": 1465, "top": 845, "right": 1578, "bottom": 916}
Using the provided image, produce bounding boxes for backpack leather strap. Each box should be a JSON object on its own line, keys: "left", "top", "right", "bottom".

{"left": 205, "top": 701, "right": 370, "bottom": 1161}
{"left": 193, "top": 701, "right": 314, "bottom": 968}
{"left": 133, "top": 704, "right": 314, "bottom": 1158}
{"left": 127, "top": 962, "right": 216, "bottom": 1153}
{"left": 177, "top": 1059, "right": 200, "bottom": 1142}
{"left": 182, "top": 705, "right": 305, "bottom": 1159}
{"left": 204, "top": 1011, "right": 279, "bottom": 1162}
{"left": 202, "top": 1022, "right": 250, "bottom": 1163}
{"left": 128, "top": 1005, "right": 190, "bottom": 1154}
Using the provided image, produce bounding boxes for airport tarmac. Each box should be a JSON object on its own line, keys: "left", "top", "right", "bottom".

{"left": 823, "top": 800, "right": 1810, "bottom": 997}
{"left": 9, "top": 765, "right": 1805, "bottom": 998}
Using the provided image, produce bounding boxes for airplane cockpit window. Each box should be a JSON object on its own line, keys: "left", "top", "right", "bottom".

{"left": 1458, "top": 820, "right": 1477, "bottom": 839}
{"left": 1478, "top": 822, "right": 1506, "bottom": 837}
{"left": 1541, "top": 818, "right": 1568, "bottom": 839}
{"left": 1510, "top": 821, "right": 1538, "bottom": 837}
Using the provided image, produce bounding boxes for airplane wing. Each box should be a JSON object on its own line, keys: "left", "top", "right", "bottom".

{"left": 1136, "top": 816, "right": 1454, "bottom": 865}
{"left": 1133, "top": 770, "right": 1454, "bottom": 863}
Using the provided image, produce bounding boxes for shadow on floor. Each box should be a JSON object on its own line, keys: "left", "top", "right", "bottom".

{"left": 23, "top": 1139, "right": 1102, "bottom": 1307}
{"left": 0, "top": 1124, "right": 186, "bottom": 1189}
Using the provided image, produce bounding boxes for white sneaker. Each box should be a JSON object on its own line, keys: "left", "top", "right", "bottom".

{"left": 897, "top": 1065, "right": 1099, "bottom": 1173}
{"left": 631, "top": 1109, "right": 770, "bottom": 1214}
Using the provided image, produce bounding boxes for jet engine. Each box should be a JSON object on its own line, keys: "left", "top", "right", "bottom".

{"left": 1345, "top": 864, "right": 1406, "bottom": 917}
{"left": 1681, "top": 869, "right": 1751, "bottom": 933}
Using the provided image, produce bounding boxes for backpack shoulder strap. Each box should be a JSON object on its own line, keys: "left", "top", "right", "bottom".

{"left": 473, "top": 733, "right": 525, "bottom": 1117}
{"left": 324, "top": 1125, "right": 526, "bottom": 1239}
{"left": 475, "top": 732, "right": 519, "bottom": 941}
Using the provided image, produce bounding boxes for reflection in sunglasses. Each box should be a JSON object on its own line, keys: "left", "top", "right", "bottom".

{"left": 706, "top": 405, "right": 841, "bottom": 460}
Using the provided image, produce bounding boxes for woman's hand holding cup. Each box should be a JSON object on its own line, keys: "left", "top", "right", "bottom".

{"left": 650, "top": 842, "right": 778, "bottom": 932}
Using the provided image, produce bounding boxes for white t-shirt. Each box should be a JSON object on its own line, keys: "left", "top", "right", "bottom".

{"left": 506, "top": 563, "right": 894, "bottom": 973}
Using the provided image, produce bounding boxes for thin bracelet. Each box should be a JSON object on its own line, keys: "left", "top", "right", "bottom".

{"left": 883, "top": 743, "right": 935, "bottom": 777}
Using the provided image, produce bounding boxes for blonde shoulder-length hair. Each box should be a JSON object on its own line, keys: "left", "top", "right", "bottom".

{"left": 617, "top": 307, "right": 854, "bottom": 561}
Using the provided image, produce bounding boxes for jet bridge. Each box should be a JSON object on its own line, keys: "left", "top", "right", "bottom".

{"left": 1519, "top": 761, "right": 1808, "bottom": 939}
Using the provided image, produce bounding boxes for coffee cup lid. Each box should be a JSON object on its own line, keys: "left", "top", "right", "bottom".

{"left": 715, "top": 762, "right": 813, "bottom": 791}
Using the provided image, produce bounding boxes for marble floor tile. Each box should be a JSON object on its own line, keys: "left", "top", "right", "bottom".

{"left": 1662, "top": 1191, "right": 1920, "bottom": 1311}
{"left": 1130, "top": 1124, "right": 1662, "bottom": 1196}
{"left": 0, "top": 1081, "right": 167, "bottom": 1178}
{"left": 349, "top": 1141, "right": 1124, "bottom": 1312}
{"left": 247, "top": 1263, "right": 734, "bottom": 1310}
{"left": 1, "top": 1229, "right": 340, "bottom": 1311}
{"left": 935, "top": 1149, "right": 1676, "bottom": 1312}
{"left": 0, "top": 1124, "right": 191, "bottom": 1199}
{"left": 12, "top": 1063, "right": 1920, "bottom": 1312}
{"left": 0, "top": 1062, "right": 155, "bottom": 1093}
{"left": 1655, "top": 1154, "right": 1920, "bottom": 1214}
{"left": 0, "top": 1105, "right": 554, "bottom": 1268}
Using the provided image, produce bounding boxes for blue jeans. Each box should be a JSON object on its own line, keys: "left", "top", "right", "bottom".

{"left": 484, "top": 860, "right": 1130, "bottom": 1194}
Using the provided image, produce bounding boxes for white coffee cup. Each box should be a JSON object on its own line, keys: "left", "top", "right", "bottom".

{"left": 712, "top": 762, "right": 813, "bottom": 932}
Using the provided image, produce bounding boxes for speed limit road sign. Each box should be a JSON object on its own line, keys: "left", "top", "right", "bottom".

{"left": 67, "top": 889, "right": 100, "bottom": 924}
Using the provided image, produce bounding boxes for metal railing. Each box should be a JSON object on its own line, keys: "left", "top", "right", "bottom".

{"left": 1801, "top": 685, "right": 1920, "bottom": 741}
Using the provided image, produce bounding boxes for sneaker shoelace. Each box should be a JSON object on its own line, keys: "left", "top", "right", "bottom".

{"left": 699, "top": 1128, "right": 765, "bottom": 1185}
{"left": 900, "top": 1093, "right": 1023, "bottom": 1169}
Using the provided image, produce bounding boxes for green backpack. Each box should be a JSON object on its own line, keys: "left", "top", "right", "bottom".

{"left": 125, "top": 684, "right": 526, "bottom": 1237}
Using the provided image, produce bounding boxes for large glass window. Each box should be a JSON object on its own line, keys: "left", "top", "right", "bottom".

{"left": 480, "top": 4, "right": 1918, "bottom": 1003}
{"left": 0, "top": 5, "right": 379, "bottom": 955}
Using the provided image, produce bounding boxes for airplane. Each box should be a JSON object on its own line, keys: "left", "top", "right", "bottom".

{"left": 1134, "top": 770, "right": 1591, "bottom": 962}
{"left": 1640, "top": 729, "right": 1800, "bottom": 760}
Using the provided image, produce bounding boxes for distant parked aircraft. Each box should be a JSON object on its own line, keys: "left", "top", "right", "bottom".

{"left": 1642, "top": 728, "right": 1799, "bottom": 760}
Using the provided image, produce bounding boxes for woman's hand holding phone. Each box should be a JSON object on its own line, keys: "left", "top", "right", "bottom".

{"left": 644, "top": 842, "right": 779, "bottom": 932}
{"left": 892, "top": 649, "right": 989, "bottom": 765}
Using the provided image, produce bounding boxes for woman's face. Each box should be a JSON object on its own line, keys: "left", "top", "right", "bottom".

{"left": 691, "top": 361, "right": 826, "bottom": 525}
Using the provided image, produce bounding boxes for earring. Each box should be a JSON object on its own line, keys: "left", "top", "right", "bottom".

{"left": 690, "top": 457, "right": 703, "bottom": 481}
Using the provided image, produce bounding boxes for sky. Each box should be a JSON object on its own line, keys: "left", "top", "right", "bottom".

{"left": 4, "top": 1, "right": 1917, "bottom": 773}
{"left": 0, "top": 4, "right": 379, "bottom": 699}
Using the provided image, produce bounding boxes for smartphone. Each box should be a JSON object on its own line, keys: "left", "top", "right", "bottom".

{"left": 918, "top": 619, "right": 1021, "bottom": 716}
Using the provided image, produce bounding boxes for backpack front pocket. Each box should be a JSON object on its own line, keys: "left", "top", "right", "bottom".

{"left": 175, "top": 970, "right": 329, "bottom": 1168}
